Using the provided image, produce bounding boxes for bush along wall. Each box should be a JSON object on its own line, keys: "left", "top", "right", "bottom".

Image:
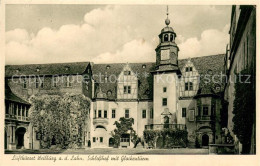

{"left": 233, "top": 68, "right": 256, "bottom": 154}
{"left": 29, "top": 93, "right": 91, "bottom": 149}
{"left": 143, "top": 129, "right": 188, "bottom": 149}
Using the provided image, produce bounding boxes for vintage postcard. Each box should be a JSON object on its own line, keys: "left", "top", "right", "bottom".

{"left": 0, "top": 0, "right": 259, "bottom": 166}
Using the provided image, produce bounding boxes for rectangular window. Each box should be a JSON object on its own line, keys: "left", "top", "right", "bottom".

{"left": 185, "top": 82, "right": 189, "bottom": 91}
{"left": 182, "top": 108, "right": 187, "bottom": 117}
{"left": 94, "top": 110, "right": 97, "bottom": 118}
{"left": 189, "top": 82, "right": 193, "bottom": 90}
{"left": 52, "top": 76, "right": 58, "bottom": 87}
{"left": 203, "top": 106, "right": 209, "bottom": 116}
{"left": 128, "top": 86, "right": 131, "bottom": 94}
{"left": 186, "top": 67, "right": 192, "bottom": 72}
{"left": 36, "top": 78, "right": 39, "bottom": 88}
{"left": 163, "top": 87, "right": 167, "bottom": 92}
{"left": 40, "top": 78, "right": 44, "bottom": 88}
{"left": 124, "top": 86, "right": 127, "bottom": 93}
{"left": 23, "top": 79, "right": 27, "bottom": 89}
{"left": 185, "top": 82, "right": 193, "bottom": 91}
{"left": 86, "top": 81, "right": 89, "bottom": 90}
{"left": 124, "top": 86, "right": 131, "bottom": 94}
{"left": 112, "top": 109, "right": 116, "bottom": 118}
{"left": 104, "top": 110, "right": 107, "bottom": 118}
{"left": 162, "top": 98, "right": 167, "bottom": 106}
{"left": 142, "top": 110, "right": 146, "bottom": 119}
{"left": 66, "top": 76, "right": 72, "bottom": 87}
{"left": 125, "top": 109, "right": 129, "bottom": 118}
{"left": 150, "top": 109, "right": 153, "bottom": 119}
{"left": 100, "top": 137, "right": 103, "bottom": 143}
{"left": 93, "top": 137, "right": 96, "bottom": 142}
{"left": 98, "top": 110, "right": 102, "bottom": 118}
{"left": 189, "top": 110, "right": 195, "bottom": 121}
{"left": 197, "top": 106, "right": 201, "bottom": 116}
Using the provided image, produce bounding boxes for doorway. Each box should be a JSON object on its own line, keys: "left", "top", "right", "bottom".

{"left": 109, "top": 137, "right": 115, "bottom": 147}
{"left": 5, "top": 130, "right": 7, "bottom": 149}
{"left": 16, "top": 127, "right": 26, "bottom": 149}
{"left": 164, "top": 116, "right": 169, "bottom": 129}
{"left": 202, "top": 134, "right": 209, "bottom": 146}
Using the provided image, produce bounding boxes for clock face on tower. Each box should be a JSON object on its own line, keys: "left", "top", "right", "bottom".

{"left": 161, "top": 49, "right": 170, "bottom": 60}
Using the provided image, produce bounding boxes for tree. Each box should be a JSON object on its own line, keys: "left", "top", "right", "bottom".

{"left": 111, "top": 117, "right": 140, "bottom": 148}
{"left": 233, "top": 68, "right": 255, "bottom": 154}
{"left": 29, "top": 93, "right": 91, "bottom": 149}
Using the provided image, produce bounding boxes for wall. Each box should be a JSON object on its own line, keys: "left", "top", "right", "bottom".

{"left": 90, "top": 100, "right": 152, "bottom": 148}
{"left": 153, "top": 72, "right": 178, "bottom": 124}
{"left": 226, "top": 8, "right": 256, "bottom": 138}
{"left": 7, "top": 75, "right": 85, "bottom": 101}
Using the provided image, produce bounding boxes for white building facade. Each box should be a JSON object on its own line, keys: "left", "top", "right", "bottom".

{"left": 5, "top": 15, "right": 225, "bottom": 149}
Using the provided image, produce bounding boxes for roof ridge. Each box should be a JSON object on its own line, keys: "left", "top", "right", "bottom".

{"left": 5, "top": 61, "right": 90, "bottom": 67}
{"left": 179, "top": 54, "right": 225, "bottom": 60}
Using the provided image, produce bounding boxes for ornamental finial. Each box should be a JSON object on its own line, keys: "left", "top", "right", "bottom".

{"left": 165, "top": 5, "right": 170, "bottom": 26}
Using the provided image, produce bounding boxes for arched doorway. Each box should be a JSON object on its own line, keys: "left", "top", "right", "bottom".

{"left": 15, "top": 127, "right": 26, "bottom": 149}
{"left": 202, "top": 134, "right": 209, "bottom": 146}
{"left": 164, "top": 116, "right": 169, "bottom": 129}
{"left": 93, "top": 125, "right": 107, "bottom": 148}
{"left": 5, "top": 130, "right": 7, "bottom": 149}
{"left": 109, "top": 137, "right": 114, "bottom": 147}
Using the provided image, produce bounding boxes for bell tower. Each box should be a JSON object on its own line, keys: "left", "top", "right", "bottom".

{"left": 152, "top": 6, "right": 181, "bottom": 125}
{"left": 155, "top": 6, "right": 179, "bottom": 70}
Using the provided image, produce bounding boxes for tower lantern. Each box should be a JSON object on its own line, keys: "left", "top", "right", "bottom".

{"left": 155, "top": 6, "right": 179, "bottom": 69}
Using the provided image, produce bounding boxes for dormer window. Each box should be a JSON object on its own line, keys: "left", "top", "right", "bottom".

{"left": 124, "top": 71, "right": 131, "bottom": 75}
{"left": 185, "top": 67, "right": 193, "bottom": 72}
{"left": 36, "top": 68, "right": 40, "bottom": 72}
{"left": 145, "top": 89, "right": 150, "bottom": 95}
{"left": 207, "top": 69, "right": 213, "bottom": 75}
{"left": 16, "top": 69, "right": 20, "bottom": 73}
{"left": 142, "top": 64, "right": 146, "bottom": 69}
{"left": 106, "top": 65, "right": 110, "bottom": 69}
{"left": 65, "top": 66, "right": 70, "bottom": 71}
{"left": 215, "top": 84, "right": 221, "bottom": 92}
{"left": 107, "top": 90, "right": 112, "bottom": 96}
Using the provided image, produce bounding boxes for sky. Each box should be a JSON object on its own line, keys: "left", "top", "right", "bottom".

{"left": 5, "top": 5, "right": 231, "bottom": 65}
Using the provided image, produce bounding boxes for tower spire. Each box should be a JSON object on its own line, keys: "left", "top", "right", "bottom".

{"left": 165, "top": 5, "right": 170, "bottom": 26}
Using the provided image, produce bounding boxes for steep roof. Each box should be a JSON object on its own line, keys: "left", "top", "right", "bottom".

{"left": 92, "top": 63, "right": 156, "bottom": 100}
{"left": 92, "top": 54, "right": 225, "bottom": 100}
{"left": 5, "top": 83, "right": 30, "bottom": 105}
{"left": 179, "top": 54, "right": 225, "bottom": 75}
{"left": 179, "top": 54, "right": 225, "bottom": 97}
{"left": 5, "top": 54, "right": 225, "bottom": 100}
{"left": 5, "top": 62, "right": 90, "bottom": 77}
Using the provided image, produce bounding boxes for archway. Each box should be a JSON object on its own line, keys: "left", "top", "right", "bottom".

{"left": 202, "top": 134, "right": 209, "bottom": 146}
{"left": 109, "top": 137, "right": 114, "bottom": 147}
{"left": 15, "top": 127, "right": 26, "bottom": 149}
{"left": 93, "top": 125, "right": 107, "bottom": 148}
{"left": 164, "top": 116, "right": 169, "bottom": 129}
{"left": 5, "top": 130, "right": 7, "bottom": 149}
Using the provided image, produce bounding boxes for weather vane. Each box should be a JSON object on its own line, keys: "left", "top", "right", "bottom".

{"left": 165, "top": 5, "right": 170, "bottom": 26}
{"left": 167, "top": 5, "right": 169, "bottom": 18}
